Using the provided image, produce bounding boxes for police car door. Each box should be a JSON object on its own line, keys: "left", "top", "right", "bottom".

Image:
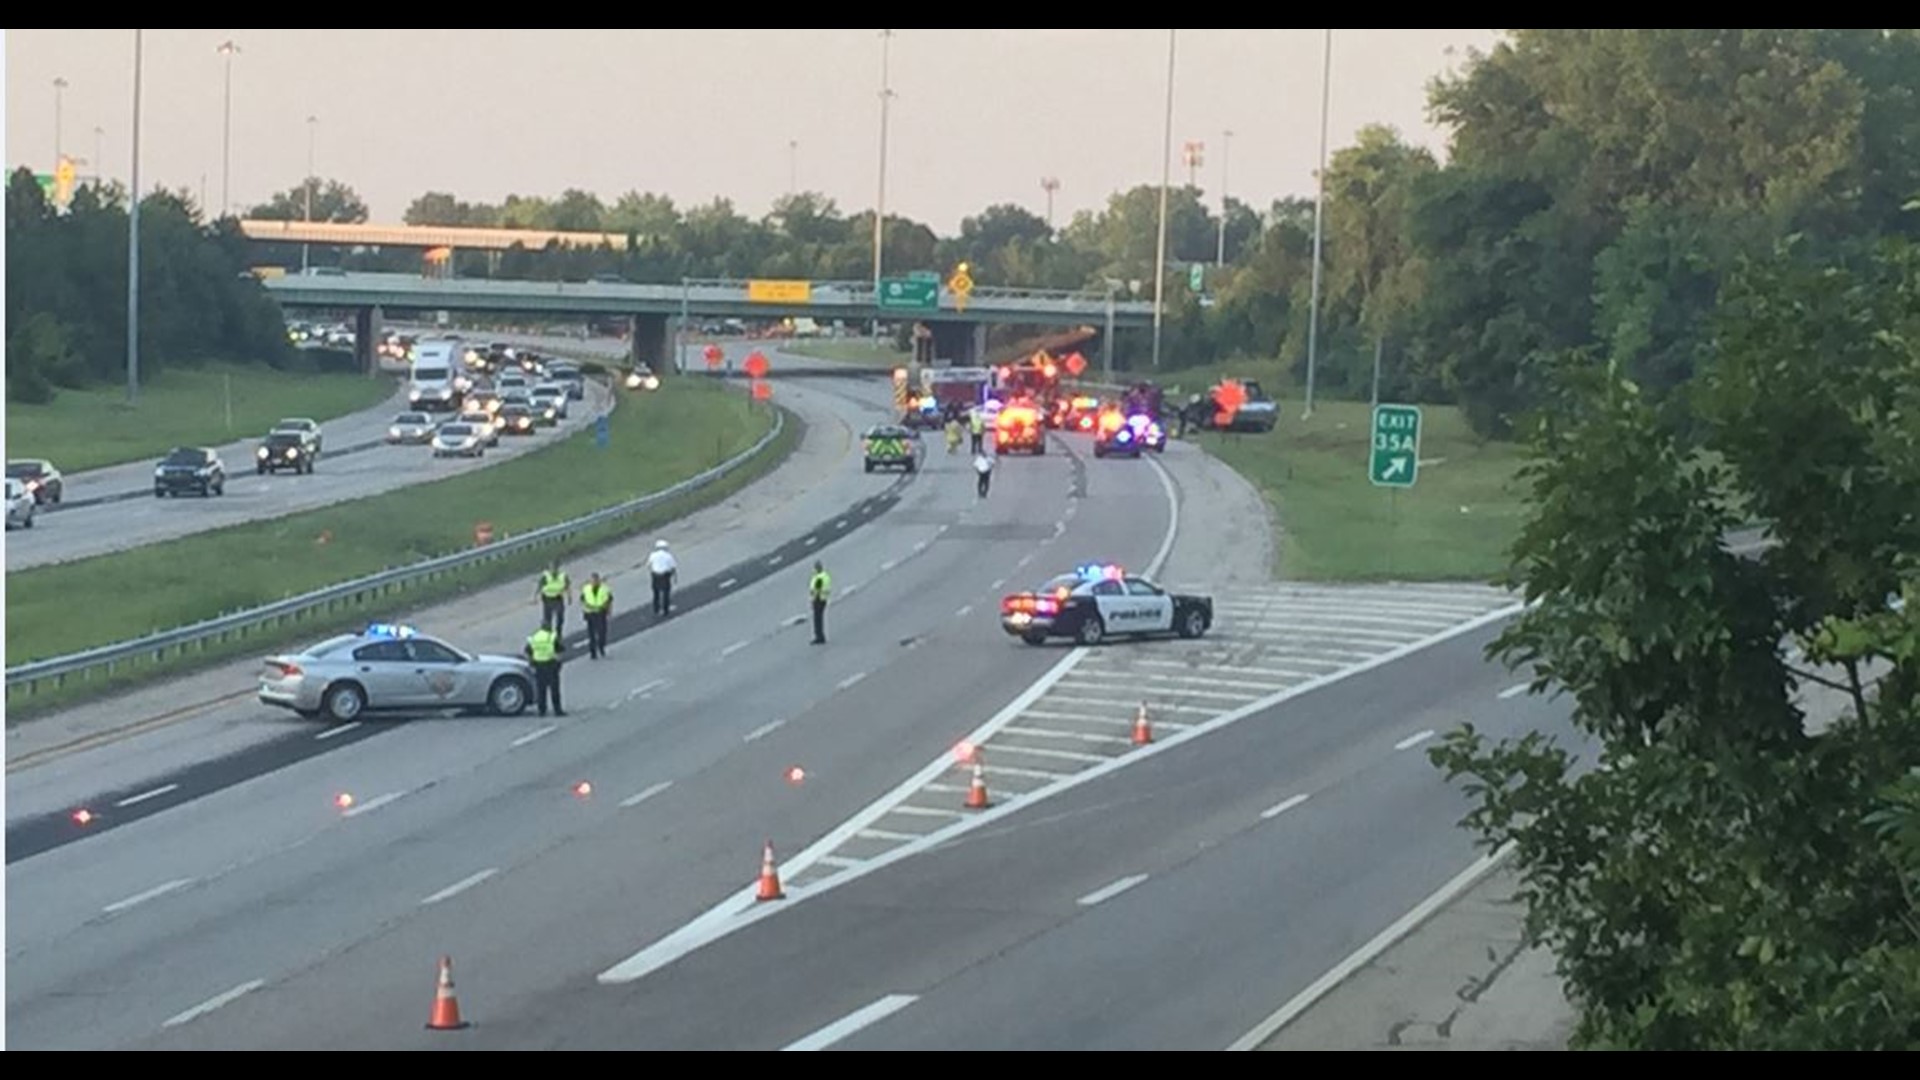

{"left": 1123, "top": 577, "right": 1176, "bottom": 632}
{"left": 406, "top": 638, "right": 470, "bottom": 705}
{"left": 350, "top": 639, "right": 416, "bottom": 705}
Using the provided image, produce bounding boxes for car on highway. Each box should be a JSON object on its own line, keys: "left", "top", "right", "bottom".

{"left": 1092, "top": 408, "right": 1163, "bottom": 457}
{"left": 466, "top": 389, "right": 503, "bottom": 417}
{"left": 153, "top": 446, "right": 226, "bottom": 497}
{"left": 6, "top": 459, "right": 64, "bottom": 505}
{"left": 531, "top": 384, "right": 569, "bottom": 423}
{"left": 256, "top": 430, "right": 318, "bottom": 474}
{"left": 431, "top": 422, "right": 486, "bottom": 458}
{"left": 498, "top": 403, "right": 537, "bottom": 435}
{"left": 457, "top": 409, "right": 500, "bottom": 446}
{"left": 624, "top": 366, "right": 660, "bottom": 391}
{"left": 1000, "top": 563, "right": 1213, "bottom": 646}
{"left": 258, "top": 622, "right": 536, "bottom": 723}
{"left": 862, "top": 424, "right": 919, "bottom": 473}
{"left": 5, "top": 478, "right": 37, "bottom": 529}
{"left": 547, "top": 362, "right": 586, "bottom": 399}
{"left": 386, "top": 412, "right": 438, "bottom": 445}
{"left": 273, "top": 417, "right": 324, "bottom": 455}
{"left": 496, "top": 371, "right": 530, "bottom": 395}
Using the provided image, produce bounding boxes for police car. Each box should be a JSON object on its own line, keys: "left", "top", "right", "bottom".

{"left": 257, "top": 623, "right": 536, "bottom": 722}
{"left": 1000, "top": 563, "right": 1213, "bottom": 646}
{"left": 863, "top": 424, "right": 919, "bottom": 473}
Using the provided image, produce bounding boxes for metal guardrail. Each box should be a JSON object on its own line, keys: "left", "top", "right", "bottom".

{"left": 5, "top": 387, "right": 788, "bottom": 697}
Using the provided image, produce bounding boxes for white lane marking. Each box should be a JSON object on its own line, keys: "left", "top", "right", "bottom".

{"left": 315, "top": 722, "right": 362, "bottom": 740}
{"left": 768, "top": 555, "right": 784, "bottom": 565}
{"left": 163, "top": 979, "right": 265, "bottom": 1028}
{"left": 745, "top": 719, "right": 786, "bottom": 742}
{"left": 1498, "top": 682, "right": 1529, "bottom": 700}
{"left": 1051, "top": 521, "right": 1066, "bottom": 538}
{"left": 1394, "top": 729, "right": 1436, "bottom": 751}
{"left": 836, "top": 519, "right": 848, "bottom": 529}
{"left": 621, "top": 780, "right": 674, "bottom": 808}
{"left": 1016, "top": 554, "right": 1034, "bottom": 568}
{"left": 984, "top": 743, "right": 1108, "bottom": 764}
{"left": 955, "top": 604, "right": 973, "bottom": 618}
{"left": 806, "top": 535, "right": 819, "bottom": 545}
{"left": 837, "top": 671, "right": 868, "bottom": 691}
{"left": 629, "top": 678, "right": 668, "bottom": 699}
{"left": 817, "top": 854, "right": 864, "bottom": 868}
{"left": 720, "top": 578, "right": 738, "bottom": 590}
{"left": 842, "top": 585, "right": 860, "bottom": 598}
{"left": 781, "top": 993, "right": 920, "bottom": 1051}
{"left": 1260, "top": 793, "right": 1310, "bottom": 820}
{"left": 990, "top": 578, "right": 1006, "bottom": 590}
{"left": 913, "top": 540, "right": 928, "bottom": 553}
{"left": 103, "top": 877, "right": 193, "bottom": 914}
{"left": 880, "top": 559, "right": 899, "bottom": 572}
{"left": 887, "top": 804, "right": 966, "bottom": 818}
{"left": 984, "top": 764, "right": 1075, "bottom": 781}
{"left": 342, "top": 790, "right": 405, "bottom": 818}
{"left": 857, "top": 828, "right": 919, "bottom": 842}
{"left": 1226, "top": 843, "right": 1515, "bottom": 1049}
{"left": 1077, "top": 873, "right": 1150, "bottom": 907}
{"left": 1001, "top": 725, "right": 1131, "bottom": 747}
{"left": 420, "top": 868, "right": 498, "bottom": 905}
{"left": 783, "top": 614, "right": 807, "bottom": 627}
{"left": 115, "top": 783, "right": 180, "bottom": 808}
{"left": 511, "top": 725, "right": 557, "bottom": 748}
{"left": 1065, "top": 503, "right": 1077, "bottom": 518}
{"left": 721, "top": 639, "right": 750, "bottom": 657}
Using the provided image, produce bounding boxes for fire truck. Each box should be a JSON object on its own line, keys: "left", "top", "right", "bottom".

{"left": 992, "top": 353, "right": 1068, "bottom": 427}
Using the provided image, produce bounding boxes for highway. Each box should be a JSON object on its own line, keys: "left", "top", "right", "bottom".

{"left": 5, "top": 376, "right": 609, "bottom": 573}
{"left": 3, "top": 343, "right": 1556, "bottom": 1050}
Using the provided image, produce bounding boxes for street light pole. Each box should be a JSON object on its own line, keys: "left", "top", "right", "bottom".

{"left": 1104, "top": 280, "right": 1118, "bottom": 379}
{"left": 54, "top": 77, "right": 68, "bottom": 165}
{"left": 218, "top": 40, "right": 239, "bottom": 220}
{"left": 302, "top": 114, "right": 317, "bottom": 272}
{"left": 94, "top": 126, "right": 105, "bottom": 183}
{"left": 1303, "top": 28, "right": 1332, "bottom": 419}
{"left": 1217, "top": 129, "right": 1232, "bottom": 265}
{"left": 872, "top": 28, "right": 895, "bottom": 333}
{"left": 127, "top": 32, "right": 144, "bottom": 405}
{"left": 1041, "top": 177, "right": 1059, "bottom": 229}
{"left": 1151, "top": 29, "right": 1177, "bottom": 371}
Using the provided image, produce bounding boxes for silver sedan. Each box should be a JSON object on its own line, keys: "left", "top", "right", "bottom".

{"left": 431, "top": 422, "right": 485, "bottom": 458}
{"left": 258, "top": 624, "right": 535, "bottom": 722}
{"left": 386, "top": 412, "right": 437, "bottom": 444}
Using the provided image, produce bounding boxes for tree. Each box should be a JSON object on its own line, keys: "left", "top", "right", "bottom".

{"left": 1429, "top": 233, "right": 1920, "bottom": 1049}
{"left": 248, "top": 177, "right": 369, "bottom": 223}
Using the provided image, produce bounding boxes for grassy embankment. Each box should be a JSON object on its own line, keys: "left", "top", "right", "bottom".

{"left": 783, "top": 340, "right": 912, "bottom": 367}
{"left": 5, "top": 359, "right": 397, "bottom": 472}
{"left": 6, "top": 375, "right": 796, "bottom": 717}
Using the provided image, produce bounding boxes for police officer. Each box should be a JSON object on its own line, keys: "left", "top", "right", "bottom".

{"left": 524, "top": 623, "right": 566, "bottom": 716}
{"left": 808, "top": 560, "right": 831, "bottom": 645}
{"left": 648, "top": 539, "right": 678, "bottom": 616}
{"left": 973, "top": 448, "right": 994, "bottom": 498}
{"left": 968, "top": 407, "right": 985, "bottom": 454}
{"left": 536, "top": 559, "right": 569, "bottom": 632}
{"left": 580, "top": 572, "right": 612, "bottom": 659}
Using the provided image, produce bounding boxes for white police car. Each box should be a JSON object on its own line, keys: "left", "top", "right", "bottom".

{"left": 257, "top": 622, "right": 536, "bottom": 722}
{"left": 999, "top": 563, "right": 1213, "bottom": 646}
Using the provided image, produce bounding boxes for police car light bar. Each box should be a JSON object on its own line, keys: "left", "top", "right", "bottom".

{"left": 1075, "top": 563, "right": 1124, "bottom": 581}
{"left": 365, "top": 623, "right": 418, "bottom": 639}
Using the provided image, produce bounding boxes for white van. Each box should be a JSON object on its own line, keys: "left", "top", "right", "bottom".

{"left": 409, "top": 340, "right": 463, "bottom": 411}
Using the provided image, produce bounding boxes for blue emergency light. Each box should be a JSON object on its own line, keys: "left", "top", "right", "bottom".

{"left": 365, "top": 622, "right": 418, "bottom": 639}
{"left": 1075, "top": 563, "right": 1124, "bottom": 581}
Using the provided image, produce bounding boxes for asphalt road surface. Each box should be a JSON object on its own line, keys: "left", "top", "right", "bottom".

{"left": 5, "top": 378, "right": 609, "bottom": 573}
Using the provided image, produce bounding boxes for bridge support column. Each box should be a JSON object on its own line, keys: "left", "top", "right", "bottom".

{"left": 354, "top": 306, "right": 384, "bottom": 375}
{"left": 928, "top": 321, "right": 982, "bottom": 366}
{"left": 631, "top": 313, "right": 671, "bottom": 375}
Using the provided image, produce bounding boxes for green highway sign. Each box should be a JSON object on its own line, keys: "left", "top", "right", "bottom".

{"left": 1369, "top": 403, "right": 1422, "bottom": 488}
{"left": 907, "top": 269, "right": 941, "bottom": 283}
{"left": 879, "top": 277, "right": 939, "bottom": 311}
{"left": 1189, "top": 263, "right": 1204, "bottom": 292}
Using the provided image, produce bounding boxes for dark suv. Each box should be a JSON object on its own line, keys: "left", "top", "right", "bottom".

{"left": 256, "top": 431, "right": 316, "bottom": 474}
{"left": 154, "top": 447, "right": 226, "bottom": 497}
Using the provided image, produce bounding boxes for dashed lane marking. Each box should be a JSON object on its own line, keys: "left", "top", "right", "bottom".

{"left": 1393, "top": 729, "right": 1436, "bottom": 751}
{"left": 163, "top": 979, "right": 264, "bottom": 1029}
{"left": 420, "top": 868, "right": 498, "bottom": 905}
{"left": 744, "top": 719, "right": 786, "bottom": 742}
{"left": 1498, "top": 682, "right": 1529, "bottom": 700}
{"left": 837, "top": 671, "right": 868, "bottom": 691}
{"left": 315, "top": 722, "right": 361, "bottom": 740}
{"left": 342, "top": 791, "right": 405, "bottom": 818}
{"left": 621, "top": 781, "right": 673, "bottom": 808}
{"left": 1077, "top": 873, "right": 1149, "bottom": 907}
{"left": 511, "top": 725, "right": 557, "bottom": 748}
{"left": 116, "top": 784, "right": 179, "bottom": 808}
{"left": 1260, "top": 793, "right": 1310, "bottom": 820}
{"left": 720, "top": 578, "right": 738, "bottom": 590}
{"left": 103, "top": 878, "right": 193, "bottom": 915}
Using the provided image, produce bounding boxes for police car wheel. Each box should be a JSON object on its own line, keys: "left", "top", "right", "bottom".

{"left": 1077, "top": 616, "right": 1105, "bottom": 646}
{"left": 864, "top": 461, "right": 875, "bottom": 473}
{"left": 323, "top": 681, "right": 367, "bottom": 722}
{"left": 1022, "top": 630, "right": 1047, "bottom": 646}
{"left": 1178, "top": 608, "right": 1208, "bottom": 639}
{"left": 488, "top": 676, "right": 530, "bottom": 716}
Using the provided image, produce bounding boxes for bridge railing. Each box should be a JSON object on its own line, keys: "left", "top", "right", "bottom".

{"left": 4, "top": 386, "right": 786, "bottom": 699}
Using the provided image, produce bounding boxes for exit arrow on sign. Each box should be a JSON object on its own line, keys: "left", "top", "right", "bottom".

{"left": 1368, "top": 403, "right": 1422, "bottom": 489}
{"left": 1381, "top": 456, "right": 1409, "bottom": 480}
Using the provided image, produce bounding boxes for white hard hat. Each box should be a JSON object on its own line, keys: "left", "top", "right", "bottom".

{"left": 654, "top": 539, "right": 668, "bottom": 549}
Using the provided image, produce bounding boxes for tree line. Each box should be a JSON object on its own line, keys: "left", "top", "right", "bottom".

{"left": 6, "top": 169, "right": 295, "bottom": 404}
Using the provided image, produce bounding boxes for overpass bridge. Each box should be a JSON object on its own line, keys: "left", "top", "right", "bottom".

{"left": 263, "top": 271, "right": 1157, "bottom": 371}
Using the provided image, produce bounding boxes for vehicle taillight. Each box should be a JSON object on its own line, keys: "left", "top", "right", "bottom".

{"left": 1037, "top": 598, "right": 1058, "bottom": 614}
{"left": 268, "top": 661, "right": 301, "bottom": 677}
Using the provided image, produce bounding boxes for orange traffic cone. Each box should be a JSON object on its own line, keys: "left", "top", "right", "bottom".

{"left": 756, "top": 839, "right": 785, "bottom": 901}
{"left": 964, "top": 760, "right": 992, "bottom": 809}
{"left": 425, "top": 955, "right": 470, "bottom": 1031}
{"left": 1132, "top": 702, "right": 1153, "bottom": 746}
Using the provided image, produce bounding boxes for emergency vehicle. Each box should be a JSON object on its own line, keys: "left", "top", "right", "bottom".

{"left": 992, "top": 355, "right": 1067, "bottom": 426}
{"left": 862, "top": 425, "right": 919, "bottom": 473}
{"left": 1000, "top": 563, "right": 1214, "bottom": 646}
{"left": 1093, "top": 406, "right": 1164, "bottom": 457}
{"left": 994, "top": 398, "right": 1048, "bottom": 454}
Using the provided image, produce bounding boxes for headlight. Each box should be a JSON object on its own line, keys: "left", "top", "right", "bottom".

{"left": 643, "top": 376, "right": 660, "bottom": 390}
{"left": 389, "top": 427, "right": 401, "bottom": 437}
{"left": 257, "top": 447, "right": 269, "bottom": 458}
{"left": 154, "top": 466, "right": 165, "bottom": 476}
{"left": 286, "top": 448, "right": 298, "bottom": 459}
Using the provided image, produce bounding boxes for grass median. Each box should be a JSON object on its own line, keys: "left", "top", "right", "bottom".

{"left": 6, "top": 377, "right": 795, "bottom": 717}
{"left": 5, "top": 358, "right": 397, "bottom": 473}
{"left": 1189, "top": 398, "right": 1527, "bottom": 582}
{"left": 783, "top": 340, "right": 911, "bottom": 367}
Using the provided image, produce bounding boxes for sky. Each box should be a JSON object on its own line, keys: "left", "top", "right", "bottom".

{"left": 4, "top": 29, "right": 1503, "bottom": 236}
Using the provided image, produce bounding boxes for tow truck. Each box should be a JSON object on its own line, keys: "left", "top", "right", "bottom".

{"left": 994, "top": 398, "right": 1047, "bottom": 454}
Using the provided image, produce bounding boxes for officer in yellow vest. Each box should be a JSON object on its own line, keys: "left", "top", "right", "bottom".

{"left": 524, "top": 623, "right": 565, "bottom": 716}
{"left": 536, "top": 559, "right": 569, "bottom": 632}
{"left": 580, "top": 572, "right": 612, "bottom": 659}
{"left": 808, "top": 560, "right": 832, "bottom": 644}
{"left": 968, "top": 407, "right": 985, "bottom": 454}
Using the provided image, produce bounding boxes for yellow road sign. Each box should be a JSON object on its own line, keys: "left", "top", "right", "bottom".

{"left": 747, "top": 279, "right": 812, "bottom": 303}
{"left": 949, "top": 269, "right": 974, "bottom": 294}
{"left": 54, "top": 156, "right": 76, "bottom": 209}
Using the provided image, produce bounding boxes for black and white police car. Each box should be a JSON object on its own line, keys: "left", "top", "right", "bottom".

{"left": 999, "top": 563, "right": 1213, "bottom": 646}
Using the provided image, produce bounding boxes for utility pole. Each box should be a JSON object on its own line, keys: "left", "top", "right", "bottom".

{"left": 128, "top": 32, "right": 144, "bottom": 405}
{"left": 1151, "top": 29, "right": 1177, "bottom": 371}
{"left": 302, "top": 114, "right": 317, "bottom": 272}
{"left": 54, "top": 77, "right": 68, "bottom": 166}
{"left": 218, "top": 40, "right": 240, "bottom": 219}
{"left": 1303, "top": 28, "right": 1332, "bottom": 419}
{"left": 1217, "top": 128, "right": 1232, "bottom": 265}
{"left": 872, "top": 28, "right": 895, "bottom": 337}
{"left": 1041, "top": 176, "right": 1060, "bottom": 229}
{"left": 787, "top": 139, "right": 798, "bottom": 194}
{"left": 1183, "top": 140, "right": 1204, "bottom": 188}
{"left": 94, "top": 125, "right": 105, "bottom": 183}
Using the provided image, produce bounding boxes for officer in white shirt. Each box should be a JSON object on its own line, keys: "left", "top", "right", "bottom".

{"left": 648, "top": 539, "right": 679, "bottom": 616}
{"left": 973, "top": 450, "right": 994, "bottom": 498}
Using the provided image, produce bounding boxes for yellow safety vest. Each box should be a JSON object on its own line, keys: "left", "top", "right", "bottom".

{"left": 809, "top": 570, "right": 831, "bottom": 600}
{"left": 540, "top": 570, "right": 569, "bottom": 597}
{"left": 582, "top": 583, "right": 610, "bottom": 612}
{"left": 970, "top": 413, "right": 984, "bottom": 433}
{"left": 527, "top": 628, "right": 559, "bottom": 662}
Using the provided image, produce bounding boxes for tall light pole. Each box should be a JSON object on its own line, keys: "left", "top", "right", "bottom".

{"left": 94, "top": 125, "right": 106, "bottom": 183}
{"left": 127, "top": 32, "right": 144, "bottom": 405}
{"left": 1151, "top": 29, "right": 1177, "bottom": 371}
{"left": 218, "top": 40, "right": 240, "bottom": 219}
{"left": 1303, "top": 28, "right": 1332, "bottom": 419}
{"left": 1217, "top": 129, "right": 1233, "bottom": 265}
{"left": 787, "top": 139, "right": 798, "bottom": 194}
{"left": 302, "top": 114, "right": 318, "bottom": 272}
{"left": 54, "top": 77, "right": 69, "bottom": 165}
{"left": 1041, "top": 177, "right": 1060, "bottom": 229}
{"left": 872, "top": 28, "right": 895, "bottom": 322}
{"left": 1183, "top": 140, "right": 1204, "bottom": 187}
